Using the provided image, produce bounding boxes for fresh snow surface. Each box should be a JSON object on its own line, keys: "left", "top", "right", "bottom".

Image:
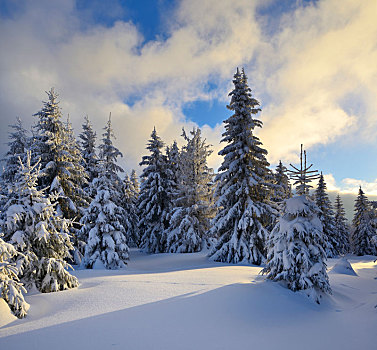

{"left": 1, "top": 249, "right": 377, "bottom": 350}
{"left": 330, "top": 257, "right": 358, "bottom": 276}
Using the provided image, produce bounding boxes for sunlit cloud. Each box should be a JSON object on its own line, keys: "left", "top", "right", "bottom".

{"left": 0, "top": 0, "right": 376, "bottom": 184}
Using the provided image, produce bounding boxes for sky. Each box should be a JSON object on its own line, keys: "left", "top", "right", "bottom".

{"left": 0, "top": 0, "right": 377, "bottom": 216}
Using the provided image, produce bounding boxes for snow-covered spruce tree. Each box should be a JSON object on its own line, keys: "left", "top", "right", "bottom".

{"left": 98, "top": 114, "right": 125, "bottom": 206}
{"left": 262, "top": 195, "right": 331, "bottom": 303}
{"left": 5, "top": 152, "right": 79, "bottom": 293}
{"left": 334, "top": 194, "right": 350, "bottom": 254}
{"left": 165, "top": 141, "right": 181, "bottom": 224}
{"left": 0, "top": 235, "right": 29, "bottom": 318}
{"left": 315, "top": 173, "right": 338, "bottom": 258}
{"left": 208, "top": 68, "right": 273, "bottom": 265}
{"left": 263, "top": 146, "right": 331, "bottom": 303}
{"left": 167, "top": 128, "right": 215, "bottom": 253}
{"left": 138, "top": 128, "right": 173, "bottom": 253}
{"left": 123, "top": 173, "right": 139, "bottom": 247}
{"left": 351, "top": 187, "right": 377, "bottom": 256}
{"left": 0, "top": 118, "right": 29, "bottom": 223}
{"left": 32, "top": 88, "right": 88, "bottom": 220}
{"left": 80, "top": 163, "right": 129, "bottom": 269}
{"left": 130, "top": 169, "right": 140, "bottom": 197}
{"left": 272, "top": 161, "right": 291, "bottom": 202}
{"left": 79, "top": 115, "right": 99, "bottom": 185}
{"left": 1, "top": 117, "right": 29, "bottom": 186}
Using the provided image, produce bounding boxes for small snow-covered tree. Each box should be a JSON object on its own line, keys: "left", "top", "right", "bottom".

{"left": 263, "top": 146, "right": 331, "bottom": 303}
{"left": 138, "top": 128, "right": 172, "bottom": 253}
{"left": 5, "top": 152, "right": 79, "bottom": 293}
{"left": 315, "top": 173, "right": 338, "bottom": 257}
{"left": 334, "top": 194, "right": 350, "bottom": 254}
{"left": 79, "top": 115, "right": 99, "bottom": 184}
{"left": 130, "top": 169, "right": 140, "bottom": 197}
{"left": 262, "top": 195, "right": 331, "bottom": 303}
{"left": 352, "top": 187, "right": 377, "bottom": 256}
{"left": 0, "top": 235, "right": 29, "bottom": 318}
{"left": 209, "top": 68, "right": 273, "bottom": 265}
{"left": 167, "top": 128, "right": 215, "bottom": 253}
{"left": 80, "top": 164, "right": 129, "bottom": 269}
{"left": 272, "top": 161, "right": 291, "bottom": 202}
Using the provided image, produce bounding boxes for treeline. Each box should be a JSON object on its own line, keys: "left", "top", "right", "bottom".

{"left": 1, "top": 68, "right": 377, "bottom": 317}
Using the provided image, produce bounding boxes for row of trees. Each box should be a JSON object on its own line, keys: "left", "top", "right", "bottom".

{"left": 1, "top": 69, "right": 377, "bottom": 317}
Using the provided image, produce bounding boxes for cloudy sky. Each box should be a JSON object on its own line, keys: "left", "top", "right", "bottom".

{"left": 1, "top": 0, "right": 377, "bottom": 215}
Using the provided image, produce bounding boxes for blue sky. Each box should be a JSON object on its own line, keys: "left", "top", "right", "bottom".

{"left": 0, "top": 0, "right": 376, "bottom": 206}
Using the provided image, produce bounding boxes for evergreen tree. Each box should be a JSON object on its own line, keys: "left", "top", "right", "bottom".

{"left": 263, "top": 145, "right": 331, "bottom": 303}
{"left": 208, "top": 68, "right": 273, "bottom": 265}
{"left": 4, "top": 152, "right": 79, "bottom": 292}
{"left": 80, "top": 165, "right": 129, "bottom": 269}
{"left": 79, "top": 115, "right": 99, "bottom": 184}
{"left": 123, "top": 173, "right": 139, "bottom": 247}
{"left": 0, "top": 235, "right": 29, "bottom": 318}
{"left": 80, "top": 115, "right": 133, "bottom": 263}
{"left": 32, "top": 88, "right": 88, "bottom": 219}
{"left": 262, "top": 195, "right": 331, "bottom": 303}
{"left": 130, "top": 169, "right": 140, "bottom": 197}
{"left": 98, "top": 114, "right": 124, "bottom": 206}
{"left": 352, "top": 187, "right": 377, "bottom": 255}
{"left": 0, "top": 118, "right": 29, "bottom": 219}
{"left": 1, "top": 117, "right": 29, "bottom": 185}
{"left": 272, "top": 161, "right": 291, "bottom": 202}
{"left": 167, "top": 128, "right": 215, "bottom": 253}
{"left": 334, "top": 194, "right": 350, "bottom": 254}
{"left": 315, "top": 173, "right": 338, "bottom": 257}
{"left": 138, "top": 128, "right": 172, "bottom": 253}
{"left": 63, "top": 116, "right": 90, "bottom": 216}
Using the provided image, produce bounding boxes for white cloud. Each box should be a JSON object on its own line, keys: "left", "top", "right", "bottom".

{"left": 0, "top": 0, "right": 376, "bottom": 182}
{"left": 257, "top": 0, "right": 377, "bottom": 163}
{"left": 0, "top": 0, "right": 261, "bottom": 172}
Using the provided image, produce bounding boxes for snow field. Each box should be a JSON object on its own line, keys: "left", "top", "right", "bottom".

{"left": 1, "top": 250, "right": 377, "bottom": 350}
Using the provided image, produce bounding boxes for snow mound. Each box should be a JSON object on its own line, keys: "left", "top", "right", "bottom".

{"left": 0, "top": 299, "right": 17, "bottom": 327}
{"left": 330, "top": 257, "right": 358, "bottom": 276}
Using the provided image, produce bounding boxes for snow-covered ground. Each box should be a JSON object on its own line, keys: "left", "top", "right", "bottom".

{"left": 1, "top": 249, "right": 376, "bottom": 350}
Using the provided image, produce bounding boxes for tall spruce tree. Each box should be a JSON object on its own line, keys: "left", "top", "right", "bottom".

{"left": 167, "top": 128, "right": 215, "bottom": 253}
{"left": 315, "top": 173, "right": 338, "bottom": 257}
{"left": 79, "top": 115, "right": 99, "bottom": 184}
{"left": 80, "top": 115, "right": 133, "bottom": 262}
{"left": 32, "top": 88, "right": 88, "bottom": 220}
{"left": 63, "top": 116, "right": 89, "bottom": 216}
{"left": 352, "top": 187, "right": 377, "bottom": 255}
{"left": 334, "top": 194, "right": 350, "bottom": 254}
{"left": 138, "top": 128, "right": 172, "bottom": 253}
{"left": 208, "top": 68, "right": 273, "bottom": 265}
{"left": 98, "top": 114, "right": 124, "bottom": 206}
{"left": 263, "top": 146, "right": 331, "bottom": 303}
{"left": 5, "top": 152, "right": 79, "bottom": 292}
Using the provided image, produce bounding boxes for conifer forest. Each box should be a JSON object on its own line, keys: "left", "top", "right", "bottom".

{"left": 1, "top": 69, "right": 376, "bottom": 349}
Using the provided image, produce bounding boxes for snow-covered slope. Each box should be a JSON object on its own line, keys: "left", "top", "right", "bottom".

{"left": 1, "top": 250, "right": 376, "bottom": 350}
